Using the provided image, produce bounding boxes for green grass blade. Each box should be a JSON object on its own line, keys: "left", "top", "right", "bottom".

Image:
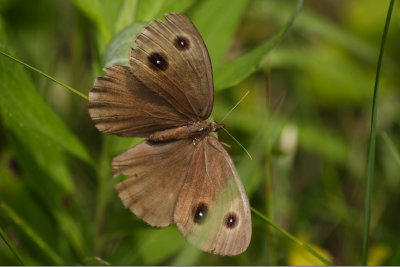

{"left": 70, "top": 0, "right": 112, "bottom": 49}
{"left": 191, "top": 0, "right": 249, "bottom": 68}
{"left": 0, "top": 226, "right": 25, "bottom": 265}
{"left": 94, "top": 135, "right": 113, "bottom": 248}
{"left": 251, "top": 207, "right": 333, "bottom": 266}
{"left": 104, "top": 22, "right": 146, "bottom": 67}
{"left": 0, "top": 202, "right": 63, "bottom": 265}
{"left": 214, "top": 0, "right": 303, "bottom": 90}
{"left": 114, "top": 0, "right": 138, "bottom": 33}
{"left": 0, "top": 49, "right": 94, "bottom": 172}
{"left": 0, "top": 50, "right": 88, "bottom": 100}
{"left": 83, "top": 256, "right": 111, "bottom": 266}
{"left": 362, "top": 0, "right": 395, "bottom": 265}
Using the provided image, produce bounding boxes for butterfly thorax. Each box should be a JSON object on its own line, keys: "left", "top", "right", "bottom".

{"left": 148, "top": 121, "right": 224, "bottom": 142}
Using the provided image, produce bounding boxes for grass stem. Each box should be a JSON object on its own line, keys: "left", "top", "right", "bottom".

{"left": 0, "top": 50, "right": 88, "bottom": 100}
{"left": 0, "top": 202, "right": 63, "bottom": 265}
{"left": 251, "top": 207, "right": 333, "bottom": 265}
{"left": 0, "top": 226, "right": 25, "bottom": 265}
{"left": 94, "top": 135, "right": 113, "bottom": 253}
{"left": 362, "top": 0, "right": 395, "bottom": 265}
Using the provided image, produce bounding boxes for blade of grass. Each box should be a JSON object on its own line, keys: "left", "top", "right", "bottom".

{"left": 0, "top": 226, "right": 25, "bottom": 265}
{"left": 94, "top": 135, "right": 113, "bottom": 245}
{"left": 362, "top": 0, "right": 395, "bottom": 265}
{"left": 381, "top": 132, "right": 400, "bottom": 166}
{"left": 251, "top": 207, "right": 333, "bottom": 266}
{"left": 0, "top": 50, "right": 88, "bottom": 100}
{"left": 114, "top": 0, "right": 138, "bottom": 33}
{"left": 83, "top": 256, "right": 111, "bottom": 266}
{"left": 0, "top": 202, "right": 63, "bottom": 265}
{"left": 214, "top": 0, "right": 303, "bottom": 90}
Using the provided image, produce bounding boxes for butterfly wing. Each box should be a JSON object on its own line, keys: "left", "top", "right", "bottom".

{"left": 88, "top": 65, "right": 189, "bottom": 137}
{"left": 112, "top": 139, "right": 196, "bottom": 226}
{"left": 130, "top": 13, "right": 214, "bottom": 121}
{"left": 173, "top": 136, "right": 252, "bottom": 255}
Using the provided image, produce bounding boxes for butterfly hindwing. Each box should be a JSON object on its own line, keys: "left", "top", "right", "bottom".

{"left": 173, "top": 136, "right": 252, "bottom": 255}
{"left": 113, "top": 139, "right": 196, "bottom": 226}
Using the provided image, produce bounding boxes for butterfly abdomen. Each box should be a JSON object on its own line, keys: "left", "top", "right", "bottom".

{"left": 148, "top": 121, "right": 224, "bottom": 142}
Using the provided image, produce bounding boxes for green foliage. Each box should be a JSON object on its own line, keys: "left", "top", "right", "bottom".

{"left": 0, "top": 0, "right": 399, "bottom": 265}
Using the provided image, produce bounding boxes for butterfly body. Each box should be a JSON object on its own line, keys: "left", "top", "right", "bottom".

{"left": 148, "top": 121, "right": 224, "bottom": 142}
{"left": 88, "top": 13, "right": 251, "bottom": 256}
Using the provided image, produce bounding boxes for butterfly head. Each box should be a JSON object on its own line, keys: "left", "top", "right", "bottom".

{"left": 209, "top": 121, "right": 225, "bottom": 133}
{"left": 193, "top": 121, "right": 224, "bottom": 136}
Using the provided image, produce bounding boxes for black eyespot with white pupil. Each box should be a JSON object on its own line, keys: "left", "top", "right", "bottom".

{"left": 193, "top": 203, "right": 208, "bottom": 224}
{"left": 225, "top": 213, "right": 238, "bottom": 229}
{"left": 174, "top": 36, "right": 190, "bottom": 50}
{"left": 148, "top": 52, "right": 168, "bottom": 71}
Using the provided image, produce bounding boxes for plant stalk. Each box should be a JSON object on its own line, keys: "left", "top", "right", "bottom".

{"left": 362, "top": 0, "right": 395, "bottom": 265}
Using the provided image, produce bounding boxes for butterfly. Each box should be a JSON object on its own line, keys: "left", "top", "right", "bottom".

{"left": 88, "top": 13, "right": 251, "bottom": 255}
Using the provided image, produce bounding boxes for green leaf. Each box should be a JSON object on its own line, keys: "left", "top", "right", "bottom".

{"left": 214, "top": 37, "right": 278, "bottom": 90}
{"left": 53, "top": 211, "right": 86, "bottom": 259}
{"left": 7, "top": 131, "right": 74, "bottom": 194}
{"left": 4, "top": 133, "right": 89, "bottom": 262}
{"left": 160, "top": 0, "right": 197, "bottom": 16}
{"left": 0, "top": 50, "right": 93, "bottom": 192}
{"left": 83, "top": 257, "right": 111, "bottom": 266}
{"left": 108, "top": 226, "right": 184, "bottom": 265}
{"left": 136, "top": 227, "right": 185, "bottom": 265}
{"left": 71, "top": 0, "right": 112, "bottom": 46}
{"left": 171, "top": 245, "right": 203, "bottom": 265}
{"left": 214, "top": 0, "right": 303, "bottom": 90}
{"left": 135, "top": 0, "right": 168, "bottom": 21}
{"left": 191, "top": 0, "right": 249, "bottom": 68}
{"left": 103, "top": 22, "right": 146, "bottom": 67}
{"left": 114, "top": 0, "right": 138, "bottom": 33}
{"left": 0, "top": 202, "right": 63, "bottom": 265}
{"left": 135, "top": 0, "right": 196, "bottom": 22}
{"left": 0, "top": 226, "right": 25, "bottom": 265}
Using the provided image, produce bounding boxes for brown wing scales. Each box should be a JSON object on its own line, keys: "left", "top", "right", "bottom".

{"left": 88, "top": 65, "right": 188, "bottom": 137}
{"left": 130, "top": 13, "right": 214, "bottom": 120}
{"left": 113, "top": 139, "right": 196, "bottom": 226}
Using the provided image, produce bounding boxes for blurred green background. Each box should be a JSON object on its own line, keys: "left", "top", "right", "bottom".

{"left": 0, "top": 0, "right": 399, "bottom": 265}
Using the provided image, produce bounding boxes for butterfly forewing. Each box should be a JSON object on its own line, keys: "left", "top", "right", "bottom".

{"left": 173, "top": 136, "right": 251, "bottom": 255}
{"left": 88, "top": 65, "right": 188, "bottom": 137}
{"left": 129, "top": 13, "right": 214, "bottom": 121}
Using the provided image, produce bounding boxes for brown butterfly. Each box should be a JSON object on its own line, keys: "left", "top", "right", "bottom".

{"left": 88, "top": 13, "right": 251, "bottom": 255}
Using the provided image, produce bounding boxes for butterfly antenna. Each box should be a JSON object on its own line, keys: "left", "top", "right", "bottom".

{"left": 220, "top": 91, "right": 250, "bottom": 123}
{"left": 221, "top": 141, "right": 232, "bottom": 148}
{"left": 222, "top": 128, "right": 253, "bottom": 160}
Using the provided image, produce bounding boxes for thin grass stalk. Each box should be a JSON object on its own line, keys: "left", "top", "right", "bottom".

{"left": 251, "top": 207, "right": 333, "bottom": 265}
{"left": 362, "top": 0, "right": 395, "bottom": 265}
{"left": 0, "top": 202, "right": 63, "bottom": 265}
{"left": 0, "top": 50, "right": 87, "bottom": 100}
{"left": 0, "top": 226, "right": 25, "bottom": 265}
